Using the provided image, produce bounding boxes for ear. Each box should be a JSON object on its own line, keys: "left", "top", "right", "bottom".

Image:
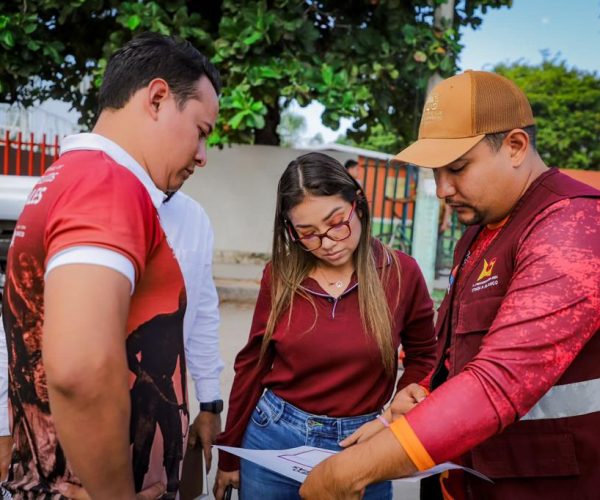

{"left": 146, "top": 78, "right": 170, "bottom": 120}
{"left": 504, "top": 129, "right": 529, "bottom": 168}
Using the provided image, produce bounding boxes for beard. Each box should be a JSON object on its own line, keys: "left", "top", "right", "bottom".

{"left": 447, "top": 200, "right": 485, "bottom": 226}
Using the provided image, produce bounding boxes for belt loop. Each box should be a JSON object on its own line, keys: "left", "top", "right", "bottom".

{"left": 337, "top": 418, "right": 344, "bottom": 444}
{"left": 264, "top": 390, "right": 285, "bottom": 423}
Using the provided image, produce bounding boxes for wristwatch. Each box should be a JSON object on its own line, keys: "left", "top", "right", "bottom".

{"left": 200, "top": 399, "right": 224, "bottom": 414}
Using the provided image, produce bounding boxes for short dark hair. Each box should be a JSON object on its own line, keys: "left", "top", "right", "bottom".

{"left": 484, "top": 125, "right": 537, "bottom": 152}
{"left": 98, "top": 32, "right": 221, "bottom": 112}
{"left": 344, "top": 159, "right": 359, "bottom": 170}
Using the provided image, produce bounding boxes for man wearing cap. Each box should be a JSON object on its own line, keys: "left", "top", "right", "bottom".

{"left": 299, "top": 71, "right": 600, "bottom": 499}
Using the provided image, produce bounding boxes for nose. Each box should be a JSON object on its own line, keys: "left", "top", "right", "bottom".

{"left": 434, "top": 169, "right": 456, "bottom": 199}
{"left": 320, "top": 235, "right": 336, "bottom": 251}
{"left": 194, "top": 141, "right": 207, "bottom": 168}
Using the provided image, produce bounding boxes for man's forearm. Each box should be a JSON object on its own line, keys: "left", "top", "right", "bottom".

{"left": 300, "top": 428, "right": 416, "bottom": 498}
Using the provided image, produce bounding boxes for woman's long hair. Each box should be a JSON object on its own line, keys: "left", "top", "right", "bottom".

{"left": 261, "top": 152, "right": 401, "bottom": 375}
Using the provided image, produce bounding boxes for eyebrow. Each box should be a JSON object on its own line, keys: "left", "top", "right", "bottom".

{"left": 294, "top": 206, "right": 344, "bottom": 228}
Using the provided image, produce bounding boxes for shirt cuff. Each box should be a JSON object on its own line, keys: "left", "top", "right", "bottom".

{"left": 390, "top": 415, "right": 435, "bottom": 471}
{"left": 194, "top": 378, "right": 221, "bottom": 404}
{"left": 46, "top": 246, "right": 136, "bottom": 294}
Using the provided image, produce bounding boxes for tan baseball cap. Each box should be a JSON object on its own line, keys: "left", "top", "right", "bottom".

{"left": 394, "top": 70, "right": 535, "bottom": 168}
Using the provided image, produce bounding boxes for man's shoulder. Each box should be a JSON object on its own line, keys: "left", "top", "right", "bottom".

{"left": 518, "top": 197, "right": 600, "bottom": 253}
{"left": 548, "top": 169, "right": 600, "bottom": 198}
{"left": 55, "top": 150, "right": 151, "bottom": 201}
{"left": 531, "top": 196, "right": 600, "bottom": 227}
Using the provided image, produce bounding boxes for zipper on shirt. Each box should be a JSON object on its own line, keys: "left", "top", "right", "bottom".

{"left": 331, "top": 297, "right": 339, "bottom": 319}
{"left": 300, "top": 282, "right": 358, "bottom": 319}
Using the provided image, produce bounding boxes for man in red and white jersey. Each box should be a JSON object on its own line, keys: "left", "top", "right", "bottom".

{"left": 1, "top": 33, "right": 220, "bottom": 499}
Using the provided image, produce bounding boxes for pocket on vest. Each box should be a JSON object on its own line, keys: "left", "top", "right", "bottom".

{"left": 471, "top": 431, "right": 580, "bottom": 478}
{"left": 453, "top": 295, "right": 503, "bottom": 370}
{"left": 455, "top": 295, "right": 503, "bottom": 334}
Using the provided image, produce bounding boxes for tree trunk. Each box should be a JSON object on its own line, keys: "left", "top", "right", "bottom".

{"left": 427, "top": 0, "right": 455, "bottom": 95}
{"left": 254, "top": 104, "right": 281, "bottom": 145}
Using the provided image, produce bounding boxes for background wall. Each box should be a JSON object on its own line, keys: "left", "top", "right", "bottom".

{"left": 181, "top": 144, "right": 357, "bottom": 258}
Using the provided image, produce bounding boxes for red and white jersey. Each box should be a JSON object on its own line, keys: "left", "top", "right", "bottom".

{"left": 1, "top": 134, "right": 188, "bottom": 497}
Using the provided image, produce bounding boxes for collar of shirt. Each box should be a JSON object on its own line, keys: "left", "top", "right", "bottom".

{"left": 60, "top": 133, "right": 167, "bottom": 210}
{"left": 299, "top": 238, "right": 393, "bottom": 296}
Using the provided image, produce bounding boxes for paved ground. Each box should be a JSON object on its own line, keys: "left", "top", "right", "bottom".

{"left": 193, "top": 302, "right": 420, "bottom": 499}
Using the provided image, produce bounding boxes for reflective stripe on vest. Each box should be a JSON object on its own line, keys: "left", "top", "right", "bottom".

{"left": 521, "top": 377, "right": 600, "bottom": 421}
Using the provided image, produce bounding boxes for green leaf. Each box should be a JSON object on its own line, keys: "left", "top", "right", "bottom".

{"left": 127, "top": 15, "right": 141, "bottom": 31}
{"left": 243, "top": 31, "right": 262, "bottom": 45}
{"left": 229, "top": 110, "right": 250, "bottom": 129}
{"left": 0, "top": 30, "right": 15, "bottom": 48}
{"left": 258, "top": 66, "right": 281, "bottom": 79}
{"left": 188, "top": 27, "right": 209, "bottom": 42}
{"left": 0, "top": 16, "right": 8, "bottom": 30}
{"left": 43, "top": 44, "right": 61, "bottom": 63}
{"left": 440, "top": 57, "right": 453, "bottom": 73}
{"left": 321, "top": 65, "right": 333, "bottom": 86}
{"left": 250, "top": 101, "right": 266, "bottom": 113}
{"left": 24, "top": 23, "right": 37, "bottom": 35}
{"left": 402, "top": 24, "right": 417, "bottom": 44}
{"left": 26, "top": 40, "right": 40, "bottom": 51}
{"left": 252, "top": 114, "right": 265, "bottom": 129}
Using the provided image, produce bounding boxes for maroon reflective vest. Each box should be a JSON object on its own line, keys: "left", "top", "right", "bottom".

{"left": 431, "top": 168, "right": 600, "bottom": 499}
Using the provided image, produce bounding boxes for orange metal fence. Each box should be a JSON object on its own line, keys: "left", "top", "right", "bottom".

{"left": 357, "top": 155, "right": 419, "bottom": 253}
{"left": 1, "top": 131, "right": 60, "bottom": 176}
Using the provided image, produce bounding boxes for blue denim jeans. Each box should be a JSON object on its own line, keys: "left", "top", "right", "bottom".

{"left": 240, "top": 390, "right": 392, "bottom": 500}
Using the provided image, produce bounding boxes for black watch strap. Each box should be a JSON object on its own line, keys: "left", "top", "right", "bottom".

{"left": 200, "top": 399, "right": 223, "bottom": 414}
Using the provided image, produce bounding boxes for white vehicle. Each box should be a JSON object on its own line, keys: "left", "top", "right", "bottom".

{"left": 0, "top": 175, "right": 38, "bottom": 296}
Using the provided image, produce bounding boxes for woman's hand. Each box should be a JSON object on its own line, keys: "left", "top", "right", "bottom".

{"left": 389, "top": 383, "right": 428, "bottom": 420}
{"left": 213, "top": 468, "right": 240, "bottom": 500}
{"left": 338, "top": 408, "right": 392, "bottom": 448}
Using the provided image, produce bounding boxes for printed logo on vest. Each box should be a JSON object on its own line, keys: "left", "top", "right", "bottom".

{"left": 477, "top": 258, "right": 496, "bottom": 281}
{"left": 472, "top": 258, "right": 499, "bottom": 293}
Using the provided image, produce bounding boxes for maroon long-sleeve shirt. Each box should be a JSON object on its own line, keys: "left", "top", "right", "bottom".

{"left": 218, "top": 244, "right": 436, "bottom": 471}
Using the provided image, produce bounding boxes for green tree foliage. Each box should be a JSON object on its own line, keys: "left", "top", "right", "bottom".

{"left": 495, "top": 58, "right": 600, "bottom": 170}
{"left": 337, "top": 123, "right": 399, "bottom": 153}
{"left": 1, "top": 0, "right": 511, "bottom": 146}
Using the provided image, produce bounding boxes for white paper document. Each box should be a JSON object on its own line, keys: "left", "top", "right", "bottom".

{"left": 216, "top": 445, "right": 491, "bottom": 484}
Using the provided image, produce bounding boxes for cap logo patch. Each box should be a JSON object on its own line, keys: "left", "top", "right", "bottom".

{"left": 423, "top": 92, "right": 442, "bottom": 122}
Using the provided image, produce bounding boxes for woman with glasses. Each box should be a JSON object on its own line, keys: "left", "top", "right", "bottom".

{"left": 214, "top": 152, "right": 436, "bottom": 499}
